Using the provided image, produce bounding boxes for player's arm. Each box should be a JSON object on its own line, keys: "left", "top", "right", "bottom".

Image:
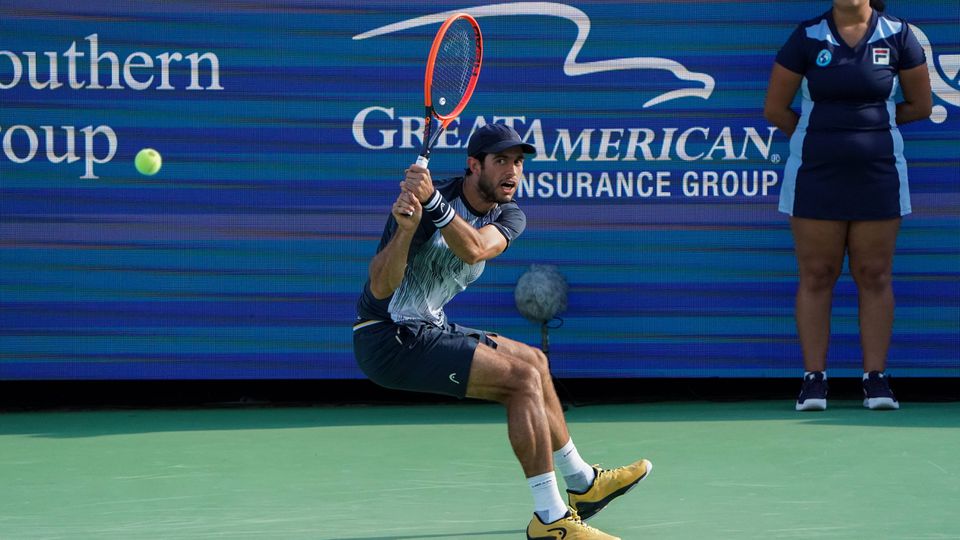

{"left": 368, "top": 191, "right": 422, "bottom": 299}
{"left": 895, "top": 63, "right": 933, "bottom": 126}
{"left": 401, "top": 164, "right": 509, "bottom": 264}
{"left": 763, "top": 63, "right": 803, "bottom": 138}
{"left": 438, "top": 219, "right": 507, "bottom": 264}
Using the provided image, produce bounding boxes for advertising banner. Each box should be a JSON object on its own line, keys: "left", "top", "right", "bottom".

{"left": 1, "top": 1, "right": 957, "bottom": 379}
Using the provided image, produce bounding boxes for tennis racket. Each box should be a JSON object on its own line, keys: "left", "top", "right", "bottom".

{"left": 415, "top": 13, "right": 483, "bottom": 168}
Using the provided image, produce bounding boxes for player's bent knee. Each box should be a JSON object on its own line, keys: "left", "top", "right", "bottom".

{"left": 508, "top": 363, "right": 544, "bottom": 400}
{"left": 529, "top": 347, "right": 549, "bottom": 373}
{"left": 467, "top": 347, "right": 543, "bottom": 403}
{"left": 506, "top": 341, "right": 548, "bottom": 372}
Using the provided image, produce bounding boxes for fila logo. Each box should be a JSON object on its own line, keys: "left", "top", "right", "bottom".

{"left": 873, "top": 47, "right": 890, "bottom": 65}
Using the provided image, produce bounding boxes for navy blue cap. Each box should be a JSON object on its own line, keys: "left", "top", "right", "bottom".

{"left": 467, "top": 123, "right": 535, "bottom": 157}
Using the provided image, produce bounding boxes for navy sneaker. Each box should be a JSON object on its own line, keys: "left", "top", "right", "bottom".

{"left": 796, "top": 371, "right": 827, "bottom": 411}
{"left": 863, "top": 371, "right": 899, "bottom": 410}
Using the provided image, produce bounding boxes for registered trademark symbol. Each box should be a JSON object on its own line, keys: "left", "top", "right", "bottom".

{"left": 770, "top": 154, "right": 781, "bottom": 164}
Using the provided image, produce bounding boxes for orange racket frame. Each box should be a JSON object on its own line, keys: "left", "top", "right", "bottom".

{"left": 416, "top": 13, "right": 483, "bottom": 167}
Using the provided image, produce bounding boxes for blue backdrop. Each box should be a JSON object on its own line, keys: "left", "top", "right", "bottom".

{"left": 1, "top": 1, "right": 958, "bottom": 379}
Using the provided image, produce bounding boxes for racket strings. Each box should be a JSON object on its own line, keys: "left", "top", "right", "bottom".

{"left": 432, "top": 20, "right": 478, "bottom": 117}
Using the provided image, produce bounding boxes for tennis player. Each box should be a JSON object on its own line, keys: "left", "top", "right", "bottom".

{"left": 353, "top": 123, "right": 652, "bottom": 539}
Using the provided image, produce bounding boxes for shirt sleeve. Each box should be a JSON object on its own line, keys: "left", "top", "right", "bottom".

{"left": 775, "top": 24, "right": 808, "bottom": 75}
{"left": 898, "top": 23, "right": 927, "bottom": 71}
{"left": 490, "top": 202, "right": 526, "bottom": 250}
{"left": 374, "top": 215, "right": 398, "bottom": 253}
{"left": 374, "top": 213, "right": 436, "bottom": 266}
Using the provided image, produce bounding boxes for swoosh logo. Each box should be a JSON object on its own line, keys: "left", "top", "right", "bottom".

{"left": 449, "top": 372, "right": 460, "bottom": 384}
{"left": 353, "top": 2, "right": 714, "bottom": 108}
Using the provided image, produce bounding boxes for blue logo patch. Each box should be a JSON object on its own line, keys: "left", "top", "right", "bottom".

{"left": 816, "top": 49, "right": 832, "bottom": 67}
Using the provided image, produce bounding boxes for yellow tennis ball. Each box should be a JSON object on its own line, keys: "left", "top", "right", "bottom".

{"left": 135, "top": 148, "right": 162, "bottom": 176}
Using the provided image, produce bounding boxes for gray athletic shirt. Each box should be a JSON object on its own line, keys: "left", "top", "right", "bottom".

{"left": 355, "top": 176, "right": 526, "bottom": 326}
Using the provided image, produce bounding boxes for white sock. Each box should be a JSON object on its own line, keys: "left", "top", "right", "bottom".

{"left": 553, "top": 439, "right": 596, "bottom": 493}
{"left": 529, "top": 472, "right": 568, "bottom": 524}
{"left": 804, "top": 371, "right": 827, "bottom": 380}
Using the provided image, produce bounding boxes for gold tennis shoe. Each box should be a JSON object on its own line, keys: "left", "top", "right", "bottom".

{"left": 567, "top": 458, "right": 653, "bottom": 520}
{"left": 526, "top": 508, "right": 620, "bottom": 540}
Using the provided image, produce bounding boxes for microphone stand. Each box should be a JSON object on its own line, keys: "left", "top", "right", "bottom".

{"left": 541, "top": 320, "right": 550, "bottom": 356}
{"left": 541, "top": 319, "right": 573, "bottom": 410}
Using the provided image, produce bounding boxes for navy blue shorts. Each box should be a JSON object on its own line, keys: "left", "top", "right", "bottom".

{"left": 352, "top": 319, "right": 498, "bottom": 399}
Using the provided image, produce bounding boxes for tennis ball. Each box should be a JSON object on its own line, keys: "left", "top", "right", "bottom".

{"left": 135, "top": 148, "right": 162, "bottom": 176}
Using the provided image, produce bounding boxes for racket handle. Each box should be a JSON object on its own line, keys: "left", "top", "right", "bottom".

{"left": 402, "top": 155, "right": 428, "bottom": 216}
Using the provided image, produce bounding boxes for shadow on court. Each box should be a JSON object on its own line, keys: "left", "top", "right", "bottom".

{"left": 1, "top": 400, "right": 958, "bottom": 439}
{"left": 591, "top": 400, "right": 960, "bottom": 429}
{"left": 338, "top": 531, "right": 518, "bottom": 540}
{"left": 0, "top": 404, "right": 507, "bottom": 438}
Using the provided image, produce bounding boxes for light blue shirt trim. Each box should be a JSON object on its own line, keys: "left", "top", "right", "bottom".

{"left": 779, "top": 78, "right": 813, "bottom": 215}
{"left": 805, "top": 20, "right": 840, "bottom": 46}
{"left": 868, "top": 16, "right": 902, "bottom": 44}
{"left": 887, "top": 75, "right": 911, "bottom": 215}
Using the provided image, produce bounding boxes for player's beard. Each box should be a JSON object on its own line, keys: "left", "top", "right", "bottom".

{"left": 476, "top": 168, "right": 514, "bottom": 205}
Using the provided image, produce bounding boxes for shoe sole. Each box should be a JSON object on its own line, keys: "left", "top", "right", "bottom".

{"left": 864, "top": 397, "right": 899, "bottom": 410}
{"left": 796, "top": 399, "right": 826, "bottom": 411}
{"left": 576, "top": 460, "right": 653, "bottom": 521}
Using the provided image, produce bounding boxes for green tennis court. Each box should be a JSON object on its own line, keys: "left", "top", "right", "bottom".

{"left": 2, "top": 400, "right": 958, "bottom": 539}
